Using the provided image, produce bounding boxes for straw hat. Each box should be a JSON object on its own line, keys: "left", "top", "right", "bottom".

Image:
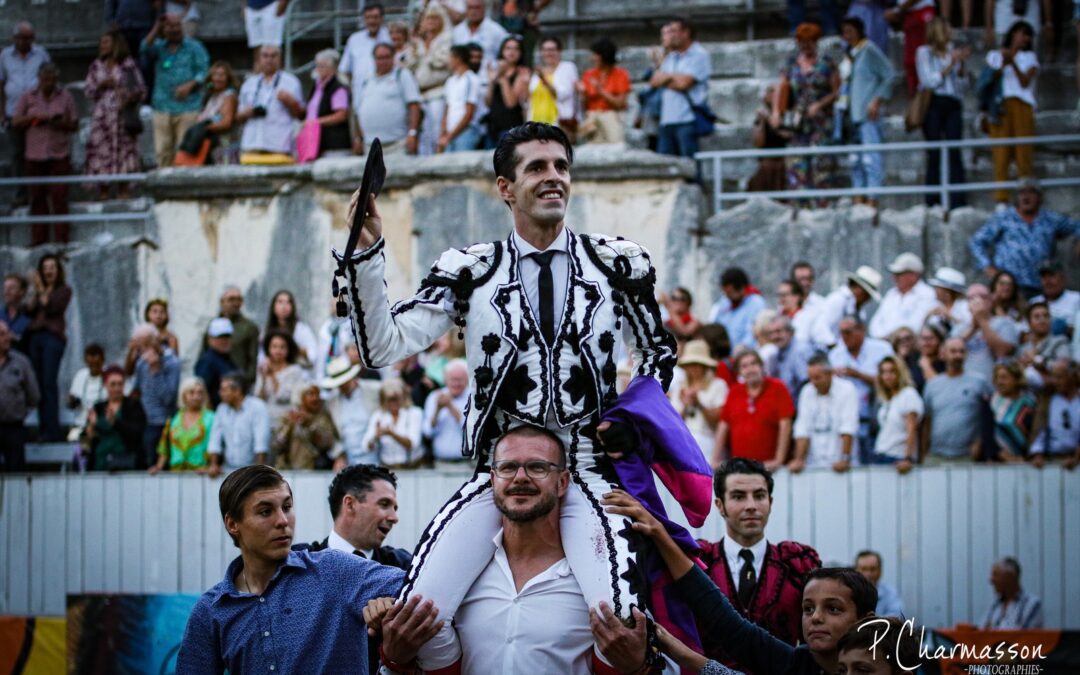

{"left": 928, "top": 267, "right": 967, "bottom": 295}
{"left": 846, "top": 266, "right": 883, "bottom": 302}
{"left": 677, "top": 339, "right": 718, "bottom": 369}
{"left": 318, "top": 356, "right": 362, "bottom": 389}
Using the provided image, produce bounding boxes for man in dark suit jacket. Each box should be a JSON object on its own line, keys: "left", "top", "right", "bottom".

{"left": 308, "top": 464, "right": 412, "bottom": 672}
{"left": 696, "top": 458, "right": 820, "bottom": 673}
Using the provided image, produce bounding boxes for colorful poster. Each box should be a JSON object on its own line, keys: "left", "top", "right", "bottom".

{"left": 0, "top": 616, "right": 65, "bottom": 675}
{"left": 66, "top": 594, "right": 200, "bottom": 674}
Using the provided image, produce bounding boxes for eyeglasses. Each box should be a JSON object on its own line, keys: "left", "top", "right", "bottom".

{"left": 492, "top": 460, "right": 564, "bottom": 480}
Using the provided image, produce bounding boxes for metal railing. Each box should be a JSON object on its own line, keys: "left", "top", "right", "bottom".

{"left": 0, "top": 173, "right": 153, "bottom": 229}
{"left": 696, "top": 134, "right": 1080, "bottom": 212}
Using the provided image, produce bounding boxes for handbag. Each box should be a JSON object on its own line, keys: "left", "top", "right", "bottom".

{"left": 122, "top": 66, "right": 143, "bottom": 136}
{"left": 175, "top": 120, "right": 215, "bottom": 166}
{"left": 904, "top": 88, "right": 932, "bottom": 132}
{"left": 682, "top": 91, "right": 717, "bottom": 137}
{"left": 296, "top": 120, "right": 322, "bottom": 163}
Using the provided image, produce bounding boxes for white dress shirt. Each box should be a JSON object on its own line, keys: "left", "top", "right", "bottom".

{"left": 868, "top": 280, "right": 939, "bottom": 339}
{"left": 722, "top": 537, "right": 767, "bottom": 584}
{"left": 828, "top": 337, "right": 895, "bottom": 419}
{"left": 451, "top": 530, "right": 595, "bottom": 675}
{"left": 810, "top": 286, "right": 869, "bottom": 348}
{"left": 239, "top": 70, "right": 305, "bottom": 154}
{"left": 361, "top": 406, "right": 423, "bottom": 465}
{"left": 327, "top": 529, "right": 371, "bottom": 558}
{"left": 327, "top": 382, "right": 379, "bottom": 464}
{"left": 450, "top": 17, "right": 508, "bottom": 69}
{"left": 794, "top": 378, "right": 861, "bottom": 467}
{"left": 341, "top": 25, "right": 392, "bottom": 102}
{"left": 208, "top": 396, "right": 271, "bottom": 468}
{"left": 513, "top": 227, "right": 570, "bottom": 332}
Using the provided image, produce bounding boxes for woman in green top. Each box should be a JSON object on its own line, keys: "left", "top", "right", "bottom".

{"left": 85, "top": 366, "right": 146, "bottom": 471}
{"left": 149, "top": 376, "right": 215, "bottom": 473}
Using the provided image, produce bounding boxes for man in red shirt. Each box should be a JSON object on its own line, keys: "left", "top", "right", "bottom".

{"left": 713, "top": 350, "right": 795, "bottom": 470}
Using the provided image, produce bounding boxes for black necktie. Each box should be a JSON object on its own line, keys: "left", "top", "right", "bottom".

{"left": 353, "top": 550, "right": 366, "bottom": 558}
{"left": 533, "top": 251, "right": 557, "bottom": 346}
{"left": 738, "top": 549, "right": 756, "bottom": 608}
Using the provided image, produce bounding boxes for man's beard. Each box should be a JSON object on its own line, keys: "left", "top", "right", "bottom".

{"left": 495, "top": 486, "right": 558, "bottom": 523}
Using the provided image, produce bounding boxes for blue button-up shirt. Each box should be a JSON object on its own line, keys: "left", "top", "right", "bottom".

{"left": 708, "top": 292, "right": 767, "bottom": 351}
{"left": 969, "top": 207, "right": 1080, "bottom": 290}
{"left": 134, "top": 351, "right": 181, "bottom": 425}
{"left": 177, "top": 548, "right": 404, "bottom": 674}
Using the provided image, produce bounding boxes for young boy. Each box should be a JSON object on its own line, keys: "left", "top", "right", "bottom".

{"left": 603, "top": 489, "right": 878, "bottom": 675}
{"left": 439, "top": 45, "right": 481, "bottom": 152}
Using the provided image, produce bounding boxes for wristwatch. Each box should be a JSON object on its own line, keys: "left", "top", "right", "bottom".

{"left": 406, "top": 129, "right": 418, "bottom": 137}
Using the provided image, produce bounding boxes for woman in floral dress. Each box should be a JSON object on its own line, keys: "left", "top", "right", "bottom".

{"left": 84, "top": 30, "right": 145, "bottom": 200}
{"left": 771, "top": 23, "right": 840, "bottom": 203}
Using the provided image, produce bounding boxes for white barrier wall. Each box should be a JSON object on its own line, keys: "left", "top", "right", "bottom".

{"left": 1, "top": 466, "right": 1078, "bottom": 630}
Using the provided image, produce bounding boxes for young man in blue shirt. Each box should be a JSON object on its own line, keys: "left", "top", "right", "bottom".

{"left": 177, "top": 465, "right": 407, "bottom": 674}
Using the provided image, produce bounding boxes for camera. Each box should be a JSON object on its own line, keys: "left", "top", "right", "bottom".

{"left": 252, "top": 105, "right": 268, "bottom": 118}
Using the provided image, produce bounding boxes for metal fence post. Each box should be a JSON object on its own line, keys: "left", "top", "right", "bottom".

{"left": 713, "top": 158, "right": 723, "bottom": 213}
{"left": 940, "top": 139, "right": 950, "bottom": 211}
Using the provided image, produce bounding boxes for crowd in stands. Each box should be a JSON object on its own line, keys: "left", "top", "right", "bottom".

{"left": 0, "top": 174, "right": 1077, "bottom": 476}
{"left": 3, "top": 0, "right": 1074, "bottom": 244}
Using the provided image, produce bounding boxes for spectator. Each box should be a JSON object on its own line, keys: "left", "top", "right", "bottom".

{"left": 670, "top": 340, "right": 729, "bottom": 457}
{"left": 1030, "top": 359, "right": 1080, "bottom": 468}
{"left": 133, "top": 334, "right": 182, "bottom": 468}
{"left": 144, "top": 298, "right": 180, "bottom": 354}
{"left": 342, "top": 2, "right": 391, "bottom": 91}
{"left": 1018, "top": 302, "right": 1071, "bottom": 386}
{"left": 255, "top": 329, "right": 309, "bottom": 433}
{"left": 634, "top": 24, "right": 674, "bottom": 152}
{"left": 412, "top": 5, "right": 452, "bottom": 156}
{"left": 576, "top": 38, "right": 631, "bottom": 144}
{"left": 24, "top": 253, "right": 71, "bottom": 441}
{"left": 660, "top": 287, "right": 701, "bottom": 344}
{"left": 791, "top": 353, "right": 860, "bottom": 473}
{"left": 84, "top": 365, "right": 146, "bottom": 471}
{"left": 2, "top": 274, "right": 30, "bottom": 349}
{"left": 421, "top": 358, "right": 470, "bottom": 469}
{"left": 925, "top": 267, "right": 971, "bottom": 333}
{"left": 991, "top": 361, "right": 1036, "bottom": 462}
{"left": 1030, "top": 261, "right": 1080, "bottom": 335}
{"left": 84, "top": 30, "right": 145, "bottom": 200}
{"left": 243, "top": 0, "right": 290, "bottom": 58}
{"left": 786, "top": 0, "right": 840, "bottom": 36}
{"left": 986, "top": 21, "right": 1039, "bottom": 207}
{"left": 355, "top": 43, "right": 422, "bottom": 156}
{"left": 709, "top": 267, "right": 768, "bottom": 351}
{"left": 839, "top": 16, "right": 895, "bottom": 208}
{"left": 273, "top": 383, "right": 338, "bottom": 470}
{"left": 776, "top": 279, "right": 815, "bottom": 341}
{"left": 916, "top": 18, "right": 970, "bottom": 209}
{"left": 237, "top": 45, "right": 304, "bottom": 163}
{"left": 986, "top": 0, "right": 1048, "bottom": 46}
{"left": 105, "top": 1, "right": 154, "bottom": 83}
{"left": 772, "top": 23, "right": 840, "bottom": 200}
{"left": 765, "top": 315, "right": 815, "bottom": 400}
{"left": 361, "top": 379, "right": 422, "bottom": 468}
{"left": 970, "top": 180, "right": 1080, "bottom": 297}
{"left": 714, "top": 350, "right": 795, "bottom": 470}
{"left": 142, "top": 13, "right": 209, "bottom": 168}
{"left": 829, "top": 315, "right": 894, "bottom": 461}
{"left": 980, "top": 558, "right": 1043, "bottom": 629}
{"left": 921, "top": 337, "right": 993, "bottom": 463}
{"left": 123, "top": 321, "right": 161, "bottom": 375}
{"left": 67, "top": 343, "right": 107, "bottom": 436}
{"left": 492, "top": 0, "right": 552, "bottom": 66}
{"left": 313, "top": 300, "right": 351, "bottom": 384}
{"left": 872, "top": 355, "right": 923, "bottom": 472}
{"left": 854, "top": 550, "right": 905, "bottom": 617}
{"left": 889, "top": 326, "right": 917, "bottom": 361}
{"left": 845, "top": 1, "right": 889, "bottom": 53}
{"left": 388, "top": 22, "right": 412, "bottom": 67}
{"left": 296, "top": 49, "right": 350, "bottom": 160}
{"left": 651, "top": 17, "right": 712, "bottom": 160}
{"left": 0, "top": 320, "right": 39, "bottom": 472}
{"left": 439, "top": 45, "right": 482, "bottom": 152}
{"left": 884, "top": 0, "right": 937, "bottom": 96}
{"left": 957, "top": 283, "right": 1020, "bottom": 382}
{"left": 191, "top": 61, "right": 240, "bottom": 165}
{"left": 812, "top": 266, "right": 881, "bottom": 348}
{"left": 0, "top": 22, "right": 51, "bottom": 205}
{"left": 699, "top": 323, "right": 736, "bottom": 387}
{"left": 203, "top": 285, "right": 260, "bottom": 388}
{"left": 483, "top": 35, "right": 529, "bottom": 148}
{"left": 748, "top": 85, "right": 791, "bottom": 193}
{"left": 196, "top": 317, "right": 237, "bottom": 409}
{"left": 451, "top": 0, "right": 509, "bottom": 69}
{"left": 323, "top": 356, "right": 378, "bottom": 469}
{"left": 149, "top": 376, "right": 214, "bottom": 474}
{"left": 991, "top": 270, "right": 1027, "bottom": 328}
{"left": 791, "top": 261, "right": 825, "bottom": 314}
{"left": 12, "top": 62, "right": 78, "bottom": 245}
{"left": 910, "top": 323, "right": 946, "bottom": 393}
{"left": 869, "top": 253, "right": 938, "bottom": 340}
{"left": 696, "top": 459, "right": 821, "bottom": 668}
{"left": 262, "top": 290, "right": 317, "bottom": 369}
{"left": 527, "top": 36, "right": 578, "bottom": 140}
{"left": 207, "top": 371, "right": 271, "bottom": 477}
